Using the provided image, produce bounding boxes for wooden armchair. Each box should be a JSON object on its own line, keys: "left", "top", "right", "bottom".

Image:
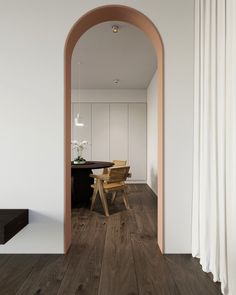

{"left": 90, "top": 166, "right": 130, "bottom": 216}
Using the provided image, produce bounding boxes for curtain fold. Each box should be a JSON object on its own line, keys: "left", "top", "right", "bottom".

{"left": 192, "top": 0, "right": 230, "bottom": 293}
{"left": 225, "top": 1, "right": 236, "bottom": 294}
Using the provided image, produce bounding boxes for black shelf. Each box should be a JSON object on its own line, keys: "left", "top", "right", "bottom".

{"left": 0, "top": 209, "right": 29, "bottom": 244}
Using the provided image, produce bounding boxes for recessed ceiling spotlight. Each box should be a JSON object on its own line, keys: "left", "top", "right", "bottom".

{"left": 112, "top": 25, "right": 119, "bottom": 33}
{"left": 113, "top": 79, "right": 120, "bottom": 84}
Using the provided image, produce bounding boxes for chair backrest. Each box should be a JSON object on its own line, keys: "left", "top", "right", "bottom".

{"left": 108, "top": 166, "right": 130, "bottom": 183}
{"left": 113, "top": 160, "right": 127, "bottom": 167}
{"left": 102, "top": 160, "right": 127, "bottom": 175}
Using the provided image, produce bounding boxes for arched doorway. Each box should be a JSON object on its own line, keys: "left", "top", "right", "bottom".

{"left": 64, "top": 5, "right": 164, "bottom": 253}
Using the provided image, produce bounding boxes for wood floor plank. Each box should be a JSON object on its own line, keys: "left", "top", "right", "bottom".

{"left": 131, "top": 186, "right": 156, "bottom": 239}
{"left": 140, "top": 185, "right": 157, "bottom": 236}
{"left": 165, "top": 254, "right": 222, "bottom": 295}
{"left": 131, "top": 233, "right": 180, "bottom": 295}
{"left": 108, "top": 191, "right": 138, "bottom": 234}
{"left": 98, "top": 212, "right": 138, "bottom": 295}
{"left": 0, "top": 254, "right": 10, "bottom": 267}
{"left": 57, "top": 213, "right": 107, "bottom": 295}
{"left": 0, "top": 254, "right": 40, "bottom": 295}
{"left": 16, "top": 254, "right": 68, "bottom": 295}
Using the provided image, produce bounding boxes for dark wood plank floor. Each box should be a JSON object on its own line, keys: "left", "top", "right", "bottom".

{"left": 0, "top": 184, "right": 222, "bottom": 295}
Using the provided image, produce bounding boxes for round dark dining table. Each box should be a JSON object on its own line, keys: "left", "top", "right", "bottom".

{"left": 71, "top": 161, "right": 114, "bottom": 208}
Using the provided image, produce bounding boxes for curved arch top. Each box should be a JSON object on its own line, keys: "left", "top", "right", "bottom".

{"left": 64, "top": 5, "right": 164, "bottom": 252}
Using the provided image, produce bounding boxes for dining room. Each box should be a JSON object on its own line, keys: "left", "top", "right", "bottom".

{"left": 70, "top": 20, "right": 158, "bottom": 214}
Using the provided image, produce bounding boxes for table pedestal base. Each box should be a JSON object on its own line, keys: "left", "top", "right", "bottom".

{"left": 71, "top": 161, "right": 114, "bottom": 209}
{"left": 72, "top": 169, "right": 94, "bottom": 208}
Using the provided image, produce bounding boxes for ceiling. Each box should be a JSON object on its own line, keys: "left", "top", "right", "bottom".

{"left": 71, "top": 21, "right": 157, "bottom": 89}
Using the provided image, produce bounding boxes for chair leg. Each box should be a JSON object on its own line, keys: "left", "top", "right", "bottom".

{"left": 122, "top": 189, "right": 130, "bottom": 209}
{"left": 111, "top": 191, "right": 117, "bottom": 204}
{"left": 90, "top": 183, "right": 98, "bottom": 211}
{"left": 98, "top": 180, "right": 109, "bottom": 217}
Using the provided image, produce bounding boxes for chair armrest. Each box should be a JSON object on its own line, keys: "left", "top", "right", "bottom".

{"left": 89, "top": 173, "right": 110, "bottom": 181}
{"left": 96, "top": 174, "right": 110, "bottom": 181}
{"left": 89, "top": 174, "right": 98, "bottom": 179}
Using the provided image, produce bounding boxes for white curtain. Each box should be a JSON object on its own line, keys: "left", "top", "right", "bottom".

{"left": 192, "top": 0, "right": 236, "bottom": 294}
{"left": 225, "top": 1, "right": 236, "bottom": 295}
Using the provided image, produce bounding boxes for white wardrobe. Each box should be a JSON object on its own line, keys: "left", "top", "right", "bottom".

{"left": 71, "top": 102, "right": 147, "bottom": 182}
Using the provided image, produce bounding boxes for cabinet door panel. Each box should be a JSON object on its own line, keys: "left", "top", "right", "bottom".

{"left": 92, "top": 104, "right": 109, "bottom": 161}
{"left": 128, "top": 104, "right": 147, "bottom": 180}
{"left": 110, "top": 104, "right": 128, "bottom": 162}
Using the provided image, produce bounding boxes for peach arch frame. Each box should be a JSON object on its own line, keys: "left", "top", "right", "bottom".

{"left": 64, "top": 5, "right": 164, "bottom": 253}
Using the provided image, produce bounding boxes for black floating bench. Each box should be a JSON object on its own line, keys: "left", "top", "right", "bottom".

{"left": 0, "top": 209, "right": 29, "bottom": 244}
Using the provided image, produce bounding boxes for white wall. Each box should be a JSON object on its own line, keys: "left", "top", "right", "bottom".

{"left": 162, "top": 1, "right": 194, "bottom": 253}
{"left": 147, "top": 71, "right": 158, "bottom": 194}
{"left": 0, "top": 0, "right": 194, "bottom": 253}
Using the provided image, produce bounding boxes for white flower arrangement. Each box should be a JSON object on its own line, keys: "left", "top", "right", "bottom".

{"left": 71, "top": 140, "right": 88, "bottom": 163}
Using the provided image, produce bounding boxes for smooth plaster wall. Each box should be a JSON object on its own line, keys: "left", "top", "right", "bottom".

{"left": 0, "top": 0, "right": 194, "bottom": 253}
{"left": 147, "top": 71, "right": 158, "bottom": 195}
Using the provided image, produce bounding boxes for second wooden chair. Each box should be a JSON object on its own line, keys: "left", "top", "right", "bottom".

{"left": 90, "top": 166, "right": 130, "bottom": 216}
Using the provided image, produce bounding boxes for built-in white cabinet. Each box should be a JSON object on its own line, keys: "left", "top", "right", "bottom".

{"left": 91, "top": 104, "right": 110, "bottom": 161}
{"left": 71, "top": 102, "right": 147, "bottom": 181}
